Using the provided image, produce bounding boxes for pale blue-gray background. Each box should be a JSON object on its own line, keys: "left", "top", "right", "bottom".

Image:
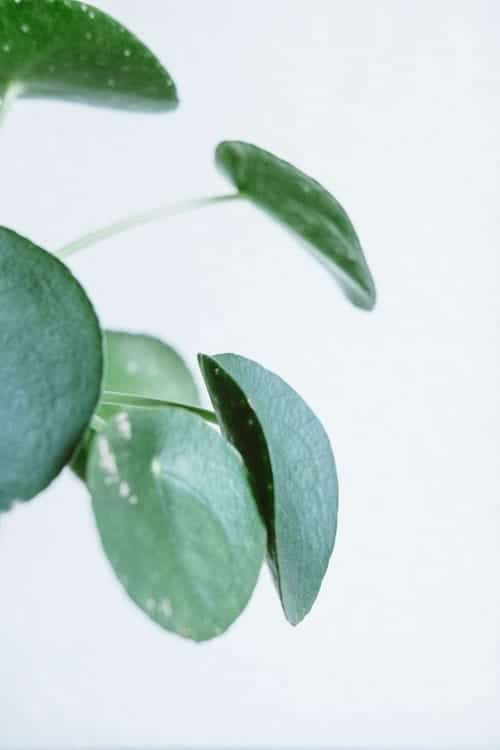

{"left": 0, "top": 0, "right": 499, "bottom": 747}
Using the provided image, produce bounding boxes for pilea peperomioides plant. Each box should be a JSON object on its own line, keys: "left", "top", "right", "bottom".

{"left": 0, "top": 0, "right": 377, "bottom": 641}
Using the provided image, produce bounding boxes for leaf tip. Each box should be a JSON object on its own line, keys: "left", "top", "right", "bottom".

{"left": 197, "top": 352, "right": 216, "bottom": 376}
{"left": 354, "top": 283, "right": 377, "bottom": 311}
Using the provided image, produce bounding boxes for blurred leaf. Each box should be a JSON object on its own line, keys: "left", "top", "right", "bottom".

{"left": 0, "top": 226, "right": 102, "bottom": 511}
{"left": 199, "top": 353, "right": 338, "bottom": 625}
{"left": 71, "top": 331, "right": 200, "bottom": 478}
{"left": 216, "top": 140, "right": 376, "bottom": 310}
{"left": 102, "top": 331, "right": 199, "bottom": 407}
{"left": 88, "top": 407, "right": 266, "bottom": 641}
{"left": 0, "top": 0, "right": 177, "bottom": 111}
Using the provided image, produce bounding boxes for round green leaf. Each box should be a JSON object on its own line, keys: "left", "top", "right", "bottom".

{"left": 198, "top": 353, "right": 338, "bottom": 625}
{"left": 88, "top": 407, "right": 266, "bottom": 641}
{"left": 216, "top": 141, "right": 376, "bottom": 310}
{"left": 72, "top": 331, "right": 200, "bottom": 479}
{"left": 0, "top": 226, "right": 103, "bottom": 511}
{"left": 102, "top": 331, "right": 199, "bottom": 407}
{"left": 0, "top": 0, "right": 177, "bottom": 112}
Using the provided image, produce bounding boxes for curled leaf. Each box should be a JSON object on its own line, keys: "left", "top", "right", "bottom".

{"left": 199, "top": 353, "right": 338, "bottom": 625}
{"left": 216, "top": 140, "right": 376, "bottom": 310}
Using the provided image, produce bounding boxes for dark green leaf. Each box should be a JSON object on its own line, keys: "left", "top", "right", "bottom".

{"left": 71, "top": 427, "right": 94, "bottom": 483}
{"left": 199, "top": 353, "right": 338, "bottom": 625}
{"left": 216, "top": 141, "right": 376, "bottom": 310}
{"left": 0, "top": 226, "right": 102, "bottom": 511}
{"left": 0, "top": 0, "right": 177, "bottom": 112}
{"left": 88, "top": 407, "right": 266, "bottom": 641}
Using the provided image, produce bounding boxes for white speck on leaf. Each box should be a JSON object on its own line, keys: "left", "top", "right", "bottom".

{"left": 98, "top": 436, "right": 118, "bottom": 478}
{"left": 128, "top": 494, "right": 138, "bottom": 505}
{"left": 116, "top": 412, "right": 132, "bottom": 440}
{"left": 146, "top": 597, "right": 156, "bottom": 612}
{"left": 126, "top": 360, "right": 139, "bottom": 374}
{"left": 159, "top": 597, "right": 173, "bottom": 619}
{"left": 151, "top": 458, "right": 161, "bottom": 476}
{"left": 119, "top": 481, "right": 130, "bottom": 498}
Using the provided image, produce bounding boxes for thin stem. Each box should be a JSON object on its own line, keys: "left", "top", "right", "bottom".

{"left": 56, "top": 192, "right": 242, "bottom": 259}
{"left": 0, "top": 83, "right": 23, "bottom": 130}
{"left": 91, "top": 414, "right": 107, "bottom": 432}
{"left": 0, "top": 98, "right": 8, "bottom": 130}
{"left": 101, "top": 390, "right": 219, "bottom": 425}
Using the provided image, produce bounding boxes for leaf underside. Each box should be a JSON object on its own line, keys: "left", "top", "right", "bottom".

{"left": 216, "top": 140, "right": 376, "bottom": 310}
{"left": 0, "top": 0, "right": 177, "bottom": 111}
{"left": 199, "top": 353, "right": 338, "bottom": 625}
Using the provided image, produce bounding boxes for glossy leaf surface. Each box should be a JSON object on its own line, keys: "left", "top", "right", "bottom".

{"left": 0, "top": 0, "right": 177, "bottom": 111}
{"left": 88, "top": 407, "right": 266, "bottom": 641}
{"left": 0, "top": 227, "right": 102, "bottom": 511}
{"left": 199, "top": 353, "right": 338, "bottom": 625}
{"left": 216, "top": 140, "right": 376, "bottom": 309}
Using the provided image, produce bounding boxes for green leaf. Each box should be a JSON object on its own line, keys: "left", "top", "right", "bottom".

{"left": 71, "top": 331, "right": 200, "bottom": 479}
{"left": 0, "top": 227, "right": 102, "bottom": 511}
{"left": 198, "top": 353, "right": 338, "bottom": 625}
{"left": 102, "top": 331, "right": 199, "bottom": 408}
{"left": 71, "top": 427, "right": 94, "bottom": 483}
{"left": 87, "top": 407, "right": 266, "bottom": 641}
{"left": 0, "top": 0, "right": 177, "bottom": 112}
{"left": 216, "top": 141, "right": 376, "bottom": 310}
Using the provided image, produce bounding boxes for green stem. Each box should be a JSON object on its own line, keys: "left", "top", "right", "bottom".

{"left": 0, "top": 83, "right": 22, "bottom": 129}
{"left": 0, "top": 99, "right": 8, "bottom": 130}
{"left": 91, "top": 414, "right": 107, "bottom": 432}
{"left": 56, "top": 192, "right": 242, "bottom": 259}
{"left": 101, "top": 390, "right": 219, "bottom": 425}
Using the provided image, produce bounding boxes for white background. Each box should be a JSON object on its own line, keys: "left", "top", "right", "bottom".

{"left": 1, "top": 1, "right": 499, "bottom": 747}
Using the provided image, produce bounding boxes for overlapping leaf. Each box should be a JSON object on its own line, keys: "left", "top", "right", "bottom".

{"left": 102, "top": 331, "right": 199, "bottom": 408}
{"left": 0, "top": 227, "right": 102, "bottom": 511}
{"left": 72, "top": 331, "right": 200, "bottom": 478}
{"left": 88, "top": 407, "right": 266, "bottom": 640}
{"left": 199, "top": 353, "right": 338, "bottom": 625}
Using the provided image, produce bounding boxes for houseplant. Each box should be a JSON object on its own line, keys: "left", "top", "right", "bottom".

{"left": 0, "top": 0, "right": 376, "bottom": 641}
